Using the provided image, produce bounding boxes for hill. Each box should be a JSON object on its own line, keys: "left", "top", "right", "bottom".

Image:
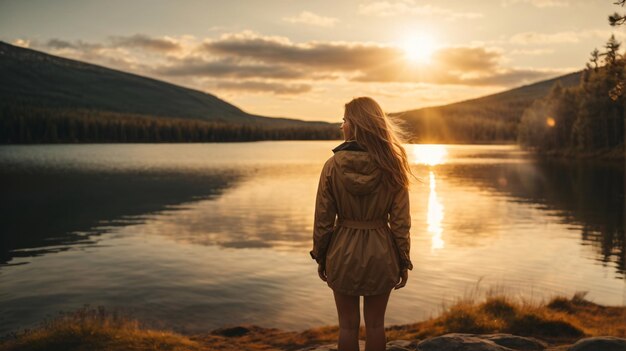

{"left": 0, "top": 41, "right": 339, "bottom": 143}
{"left": 391, "top": 71, "right": 583, "bottom": 143}
{"left": 0, "top": 40, "right": 586, "bottom": 144}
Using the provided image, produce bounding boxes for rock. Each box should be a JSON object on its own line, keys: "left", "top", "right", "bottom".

{"left": 417, "top": 333, "right": 516, "bottom": 351}
{"left": 296, "top": 343, "right": 337, "bottom": 351}
{"left": 480, "top": 333, "right": 548, "bottom": 350}
{"left": 568, "top": 336, "right": 626, "bottom": 351}
{"left": 387, "top": 339, "right": 419, "bottom": 350}
{"left": 296, "top": 339, "right": 419, "bottom": 351}
{"left": 209, "top": 325, "right": 251, "bottom": 337}
{"left": 296, "top": 340, "right": 365, "bottom": 351}
{"left": 386, "top": 346, "right": 413, "bottom": 351}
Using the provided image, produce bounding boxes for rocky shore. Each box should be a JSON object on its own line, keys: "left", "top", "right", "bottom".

{"left": 297, "top": 333, "right": 626, "bottom": 351}
{"left": 204, "top": 323, "right": 626, "bottom": 351}
{"left": 1, "top": 292, "right": 625, "bottom": 351}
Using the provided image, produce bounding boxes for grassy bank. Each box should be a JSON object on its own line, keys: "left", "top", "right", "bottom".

{"left": 1, "top": 290, "right": 624, "bottom": 351}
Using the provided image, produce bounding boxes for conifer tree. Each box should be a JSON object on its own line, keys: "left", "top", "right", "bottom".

{"left": 609, "top": 0, "right": 626, "bottom": 26}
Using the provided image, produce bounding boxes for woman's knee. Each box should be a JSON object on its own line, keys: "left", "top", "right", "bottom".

{"left": 338, "top": 309, "right": 360, "bottom": 330}
{"left": 339, "top": 317, "right": 361, "bottom": 330}
{"left": 364, "top": 318, "right": 384, "bottom": 330}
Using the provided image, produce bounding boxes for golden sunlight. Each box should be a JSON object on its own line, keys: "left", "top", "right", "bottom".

{"left": 546, "top": 117, "right": 556, "bottom": 127}
{"left": 412, "top": 144, "right": 448, "bottom": 166}
{"left": 400, "top": 33, "right": 437, "bottom": 64}
{"left": 427, "top": 171, "right": 445, "bottom": 252}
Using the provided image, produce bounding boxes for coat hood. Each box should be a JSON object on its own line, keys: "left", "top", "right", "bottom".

{"left": 332, "top": 141, "right": 382, "bottom": 195}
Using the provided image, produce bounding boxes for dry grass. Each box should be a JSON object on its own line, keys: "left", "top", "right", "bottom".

{"left": 2, "top": 283, "right": 625, "bottom": 351}
{"left": 382, "top": 280, "right": 626, "bottom": 346}
{"left": 0, "top": 305, "right": 203, "bottom": 351}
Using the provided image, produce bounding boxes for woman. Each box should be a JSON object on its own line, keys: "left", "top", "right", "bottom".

{"left": 309, "top": 96, "right": 419, "bottom": 351}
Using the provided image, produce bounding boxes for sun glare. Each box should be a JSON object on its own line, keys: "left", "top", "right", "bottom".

{"left": 401, "top": 33, "right": 437, "bottom": 64}
{"left": 412, "top": 144, "right": 448, "bottom": 166}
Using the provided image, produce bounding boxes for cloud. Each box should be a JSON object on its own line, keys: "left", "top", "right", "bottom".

{"left": 199, "top": 32, "right": 550, "bottom": 86}
{"left": 351, "top": 62, "right": 568, "bottom": 86}
{"left": 345, "top": 45, "right": 569, "bottom": 85}
{"left": 156, "top": 57, "right": 308, "bottom": 79}
{"left": 501, "top": 0, "right": 569, "bottom": 7}
{"left": 282, "top": 11, "right": 339, "bottom": 27}
{"left": 21, "top": 35, "right": 190, "bottom": 73}
{"left": 11, "top": 38, "right": 31, "bottom": 48}
{"left": 215, "top": 81, "right": 313, "bottom": 94}
{"left": 17, "top": 37, "right": 152, "bottom": 73}
{"left": 509, "top": 48, "right": 555, "bottom": 55}
{"left": 433, "top": 46, "right": 502, "bottom": 72}
{"left": 19, "top": 30, "right": 572, "bottom": 95}
{"left": 508, "top": 29, "right": 626, "bottom": 45}
{"left": 179, "top": 31, "right": 572, "bottom": 87}
{"left": 358, "top": 1, "right": 483, "bottom": 20}
{"left": 42, "top": 35, "right": 181, "bottom": 52}
{"left": 509, "top": 31, "right": 580, "bottom": 45}
{"left": 461, "top": 67, "right": 569, "bottom": 86}
{"left": 46, "top": 38, "right": 103, "bottom": 50}
{"left": 109, "top": 34, "right": 182, "bottom": 52}
{"left": 201, "top": 30, "right": 400, "bottom": 70}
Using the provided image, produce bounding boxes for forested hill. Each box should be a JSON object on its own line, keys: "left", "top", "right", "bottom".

{"left": 0, "top": 40, "right": 586, "bottom": 144}
{"left": 0, "top": 41, "right": 333, "bottom": 127}
{"left": 392, "top": 71, "right": 583, "bottom": 143}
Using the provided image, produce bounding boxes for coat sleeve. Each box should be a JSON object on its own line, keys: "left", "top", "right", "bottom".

{"left": 389, "top": 186, "right": 414, "bottom": 271}
{"left": 309, "top": 157, "right": 337, "bottom": 265}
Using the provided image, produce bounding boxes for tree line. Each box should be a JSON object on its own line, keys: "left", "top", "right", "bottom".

{"left": 398, "top": 104, "right": 522, "bottom": 144}
{"left": 517, "top": 33, "right": 625, "bottom": 154}
{"left": 0, "top": 105, "right": 341, "bottom": 143}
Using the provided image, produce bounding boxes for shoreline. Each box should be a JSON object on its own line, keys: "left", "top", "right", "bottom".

{"left": 1, "top": 292, "right": 624, "bottom": 351}
{"left": 522, "top": 145, "right": 625, "bottom": 161}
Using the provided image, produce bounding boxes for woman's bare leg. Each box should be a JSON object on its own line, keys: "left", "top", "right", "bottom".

{"left": 363, "top": 289, "right": 391, "bottom": 351}
{"left": 333, "top": 289, "right": 361, "bottom": 351}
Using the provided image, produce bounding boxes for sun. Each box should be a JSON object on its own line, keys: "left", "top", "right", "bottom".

{"left": 400, "top": 33, "right": 437, "bottom": 64}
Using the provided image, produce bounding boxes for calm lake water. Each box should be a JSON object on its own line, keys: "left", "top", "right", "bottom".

{"left": 0, "top": 141, "right": 624, "bottom": 336}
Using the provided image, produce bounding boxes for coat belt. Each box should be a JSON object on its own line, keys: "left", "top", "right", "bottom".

{"left": 336, "top": 218, "right": 388, "bottom": 229}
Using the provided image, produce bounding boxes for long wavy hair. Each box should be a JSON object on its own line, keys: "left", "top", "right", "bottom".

{"left": 344, "top": 96, "right": 421, "bottom": 190}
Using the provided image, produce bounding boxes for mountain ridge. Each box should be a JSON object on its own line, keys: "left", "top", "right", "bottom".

{"left": 0, "top": 41, "right": 330, "bottom": 128}
{"left": 0, "top": 40, "right": 585, "bottom": 143}
{"left": 389, "top": 70, "right": 583, "bottom": 143}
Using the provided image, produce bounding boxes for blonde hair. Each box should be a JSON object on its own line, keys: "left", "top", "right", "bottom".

{"left": 344, "top": 96, "right": 421, "bottom": 190}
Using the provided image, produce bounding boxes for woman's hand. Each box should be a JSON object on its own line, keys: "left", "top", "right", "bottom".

{"left": 318, "top": 263, "right": 327, "bottom": 282}
{"left": 394, "top": 268, "right": 408, "bottom": 290}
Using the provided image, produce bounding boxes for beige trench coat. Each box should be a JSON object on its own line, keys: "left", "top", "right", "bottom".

{"left": 310, "top": 140, "right": 414, "bottom": 296}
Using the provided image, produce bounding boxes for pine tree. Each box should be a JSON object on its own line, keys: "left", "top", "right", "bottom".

{"left": 586, "top": 48, "right": 601, "bottom": 71}
{"left": 609, "top": 0, "right": 626, "bottom": 26}
{"left": 601, "top": 34, "right": 621, "bottom": 67}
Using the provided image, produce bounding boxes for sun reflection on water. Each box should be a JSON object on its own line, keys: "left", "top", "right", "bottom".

{"left": 408, "top": 144, "right": 446, "bottom": 252}
{"left": 427, "top": 171, "right": 445, "bottom": 252}
{"left": 409, "top": 144, "right": 448, "bottom": 166}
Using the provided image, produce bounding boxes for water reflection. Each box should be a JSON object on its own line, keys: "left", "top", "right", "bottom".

{"left": 411, "top": 144, "right": 447, "bottom": 253}
{"left": 0, "top": 168, "right": 242, "bottom": 265}
{"left": 433, "top": 153, "right": 625, "bottom": 278}
{"left": 138, "top": 165, "right": 318, "bottom": 251}
{"left": 0, "top": 142, "right": 624, "bottom": 337}
{"left": 410, "top": 144, "right": 448, "bottom": 166}
{"left": 427, "top": 171, "right": 445, "bottom": 252}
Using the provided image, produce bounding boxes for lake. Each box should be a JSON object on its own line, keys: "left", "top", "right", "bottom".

{"left": 0, "top": 141, "right": 624, "bottom": 336}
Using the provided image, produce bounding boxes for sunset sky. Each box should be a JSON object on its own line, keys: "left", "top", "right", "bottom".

{"left": 1, "top": 0, "right": 625, "bottom": 122}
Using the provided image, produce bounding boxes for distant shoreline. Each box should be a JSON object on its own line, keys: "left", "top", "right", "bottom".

{"left": 522, "top": 145, "right": 625, "bottom": 161}
{"left": 0, "top": 140, "right": 519, "bottom": 145}
{"left": 1, "top": 141, "right": 623, "bottom": 162}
